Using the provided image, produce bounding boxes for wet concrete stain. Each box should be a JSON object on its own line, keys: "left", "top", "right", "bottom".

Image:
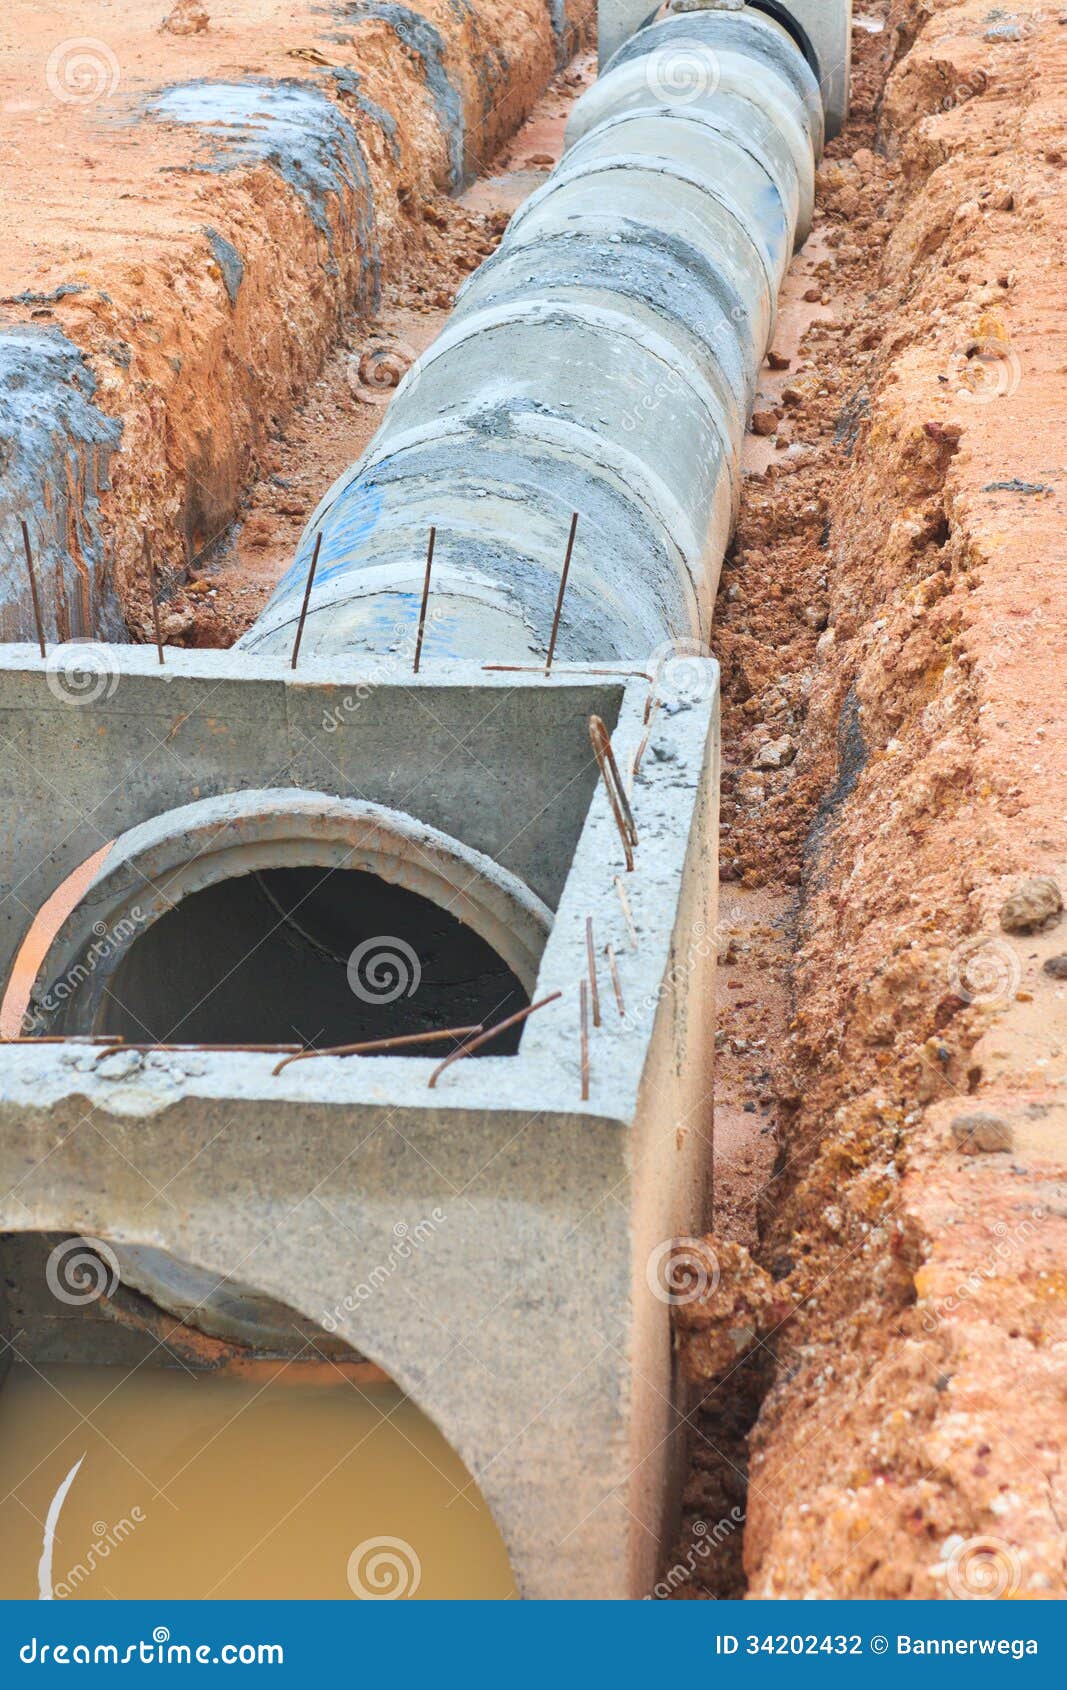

{"left": 0, "top": 325, "right": 123, "bottom": 642}
{"left": 325, "top": 66, "right": 401, "bottom": 160}
{"left": 148, "top": 79, "right": 380, "bottom": 307}
{"left": 329, "top": 3, "right": 466, "bottom": 189}
{"left": 202, "top": 228, "right": 244, "bottom": 307}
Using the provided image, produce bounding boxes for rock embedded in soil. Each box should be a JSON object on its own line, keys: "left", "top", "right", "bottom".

{"left": 999, "top": 875, "right": 1063, "bottom": 933}
{"left": 753, "top": 735, "right": 797, "bottom": 771}
{"left": 1043, "top": 954, "right": 1067, "bottom": 979}
{"left": 949, "top": 1111, "right": 1014, "bottom": 1153}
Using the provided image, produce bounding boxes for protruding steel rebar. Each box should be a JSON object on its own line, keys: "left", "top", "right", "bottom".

{"left": 589, "top": 714, "right": 638, "bottom": 871}
{"left": 585, "top": 915, "right": 601, "bottom": 1028}
{"left": 291, "top": 531, "right": 323, "bottom": 671}
{"left": 428, "top": 992, "right": 562, "bottom": 1088}
{"left": 413, "top": 527, "right": 435, "bottom": 674}
{"left": 4, "top": 1035, "right": 122, "bottom": 1047}
{"left": 19, "top": 520, "right": 46, "bottom": 659}
{"left": 94, "top": 1040, "right": 303, "bottom": 1063}
{"left": 614, "top": 875, "right": 637, "bottom": 951}
{"left": 605, "top": 942, "right": 626, "bottom": 1018}
{"left": 273, "top": 1023, "right": 482, "bottom": 1077}
{"left": 545, "top": 511, "right": 579, "bottom": 674}
{"left": 580, "top": 978, "right": 590, "bottom": 1102}
{"left": 143, "top": 536, "right": 164, "bottom": 665}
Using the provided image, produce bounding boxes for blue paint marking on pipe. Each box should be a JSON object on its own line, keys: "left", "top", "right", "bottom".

{"left": 328, "top": 3, "right": 466, "bottom": 189}
{"left": 148, "top": 79, "right": 380, "bottom": 307}
{"left": 0, "top": 325, "right": 123, "bottom": 641}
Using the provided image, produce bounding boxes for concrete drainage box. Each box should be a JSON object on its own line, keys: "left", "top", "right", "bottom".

{"left": 0, "top": 650, "right": 718, "bottom": 1600}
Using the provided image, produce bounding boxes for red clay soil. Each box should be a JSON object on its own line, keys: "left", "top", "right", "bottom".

{"left": 672, "top": 0, "right": 1066, "bottom": 1602}
{"left": 0, "top": 1, "right": 592, "bottom": 639}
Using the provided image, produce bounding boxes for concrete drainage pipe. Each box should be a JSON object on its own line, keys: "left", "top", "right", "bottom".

{"left": 240, "top": 4, "right": 824, "bottom": 668}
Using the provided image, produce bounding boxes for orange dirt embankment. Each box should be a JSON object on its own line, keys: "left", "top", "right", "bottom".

{"left": 0, "top": 1, "right": 592, "bottom": 640}
{"left": 705, "top": 0, "right": 1066, "bottom": 1600}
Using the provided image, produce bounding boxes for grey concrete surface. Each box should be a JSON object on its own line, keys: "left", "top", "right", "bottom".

{"left": 241, "top": 5, "right": 822, "bottom": 668}
{"left": 598, "top": 2, "right": 851, "bottom": 137}
{"left": 0, "top": 659, "right": 719, "bottom": 1600}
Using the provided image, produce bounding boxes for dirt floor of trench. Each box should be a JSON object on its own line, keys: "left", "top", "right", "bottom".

{"left": 668, "top": 0, "right": 1067, "bottom": 1601}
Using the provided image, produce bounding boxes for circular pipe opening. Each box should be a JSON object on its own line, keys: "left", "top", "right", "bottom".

{"left": 100, "top": 865, "right": 529, "bottom": 1051}
{"left": 30, "top": 792, "right": 552, "bottom": 1050}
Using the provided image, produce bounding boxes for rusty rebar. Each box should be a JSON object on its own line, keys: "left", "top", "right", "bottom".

{"left": 580, "top": 979, "right": 590, "bottom": 1101}
{"left": 143, "top": 536, "right": 164, "bottom": 665}
{"left": 291, "top": 530, "right": 323, "bottom": 671}
{"left": 428, "top": 992, "right": 562, "bottom": 1088}
{"left": 19, "top": 520, "right": 46, "bottom": 658}
{"left": 545, "top": 511, "right": 578, "bottom": 674}
{"left": 605, "top": 942, "right": 626, "bottom": 1018}
{"left": 3, "top": 1035, "right": 122, "bottom": 1047}
{"left": 94, "top": 1040, "right": 303, "bottom": 1063}
{"left": 630, "top": 698, "right": 661, "bottom": 789}
{"left": 614, "top": 875, "right": 637, "bottom": 951}
{"left": 585, "top": 915, "right": 601, "bottom": 1028}
{"left": 273, "top": 1023, "right": 482, "bottom": 1077}
{"left": 413, "top": 527, "right": 435, "bottom": 673}
{"left": 589, "top": 714, "right": 638, "bottom": 871}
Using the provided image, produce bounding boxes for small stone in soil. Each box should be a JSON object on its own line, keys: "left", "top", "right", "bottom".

{"left": 951, "top": 1112, "right": 1014, "bottom": 1154}
{"left": 1043, "top": 954, "right": 1067, "bottom": 979}
{"left": 999, "top": 875, "right": 1063, "bottom": 933}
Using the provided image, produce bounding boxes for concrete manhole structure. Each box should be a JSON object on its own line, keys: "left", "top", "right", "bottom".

{"left": 0, "top": 0, "right": 850, "bottom": 1598}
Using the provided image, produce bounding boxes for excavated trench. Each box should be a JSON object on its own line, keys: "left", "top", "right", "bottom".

{"left": 1, "top": 0, "right": 1064, "bottom": 1601}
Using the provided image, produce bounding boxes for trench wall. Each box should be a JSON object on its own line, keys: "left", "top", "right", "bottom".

{"left": 0, "top": 1, "right": 593, "bottom": 642}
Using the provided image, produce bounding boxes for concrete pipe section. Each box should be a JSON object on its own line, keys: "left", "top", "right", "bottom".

{"left": 240, "top": 3, "right": 830, "bottom": 667}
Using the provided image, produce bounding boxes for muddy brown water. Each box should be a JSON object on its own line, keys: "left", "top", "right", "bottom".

{"left": 0, "top": 1364, "right": 515, "bottom": 1599}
